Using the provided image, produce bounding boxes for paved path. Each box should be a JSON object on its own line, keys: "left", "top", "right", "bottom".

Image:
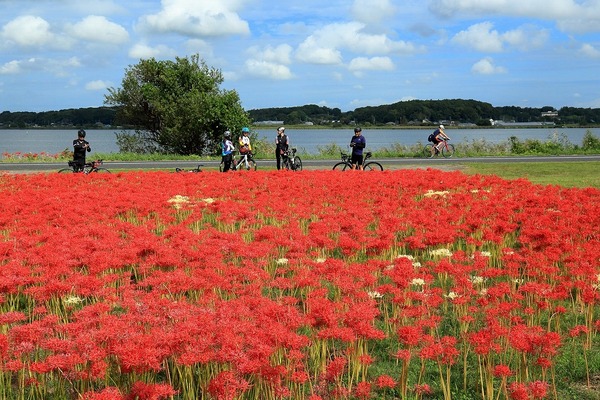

{"left": 1, "top": 155, "right": 599, "bottom": 173}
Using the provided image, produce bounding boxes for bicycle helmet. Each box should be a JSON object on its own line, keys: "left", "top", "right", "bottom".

{"left": 439, "top": 125, "right": 444, "bottom": 129}
{"left": 224, "top": 130, "right": 231, "bottom": 138}
{"left": 278, "top": 126, "right": 285, "bottom": 132}
{"left": 354, "top": 127, "right": 362, "bottom": 133}
{"left": 78, "top": 129, "right": 86, "bottom": 138}
{"left": 242, "top": 127, "right": 250, "bottom": 133}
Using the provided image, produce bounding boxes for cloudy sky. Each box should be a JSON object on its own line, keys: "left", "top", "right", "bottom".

{"left": 1, "top": 0, "right": 599, "bottom": 113}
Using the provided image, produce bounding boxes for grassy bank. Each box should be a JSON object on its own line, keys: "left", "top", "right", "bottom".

{"left": 463, "top": 161, "right": 600, "bottom": 189}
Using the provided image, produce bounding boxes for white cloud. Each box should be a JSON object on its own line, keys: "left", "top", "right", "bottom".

{"left": 579, "top": 43, "right": 600, "bottom": 58}
{"left": 129, "top": 43, "right": 178, "bottom": 59}
{"left": 471, "top": 57, "right": 507, "bottom": 74}
{"left": 69, "top": 16, "right": 129, "bottom": 45}
{"left": 245, "top": 44, "right": 294, "bottom": 80}
{"left": 296, "top": 22, "right": 419, "bottom": 65}
{"left": 453, "top": 22, "right": 549, "bottom": 52}
{"left": 348, "top": 56, "right": 394, "bottom": 75}
{"left": 245, "top": 60, "right": 293, "bottom": 80}
{"left": 351, "top": 0, "right": 396, "bottom": 24}
{"left": 1, "top": 15, "right": 54, "bottom": 47}
{"left": 0, "top": 60, "right": 22, "bottom": 74}
{"left": 138, "top": 0, "right": 250, "bottom": 37}
{"left": 85, "top": 80, "right": 112, "bottom": 91}
{"left": 296, "top": 36, "right": 343, "bottom": 65}
{"left": 248, "top": 44, "right": 293, "bottom": 65}
{"left": 452, "top": 22, "right": 504, "bottom": 52}
{"left": 0, "top": 57, "right": 81, "bottom": 76}
{"left": 430, "top": 0, "right": 600, "bottom": 34}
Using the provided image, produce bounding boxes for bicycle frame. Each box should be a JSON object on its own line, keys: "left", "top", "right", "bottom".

{"left": 60, "top": 159, "right": 108, "bottom": 174}
{"left": 235, "top": 153, "right": 254, "bottom": 170}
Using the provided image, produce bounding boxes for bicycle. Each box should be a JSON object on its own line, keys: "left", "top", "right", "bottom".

{"left": 58, "top": 159, "right": 110, "bottom": 174}
{"left": 423, "top": 138, "right": 455, "bottom": 158}
{"left": 219, "top": 151, "right": 257, "bottom": 172}
{"left": 332, "top": 151, "right": 383, "bottom": 171}
{"left": 175, "top": 164, "right": 203, "bottom": 173}
{"left": 282, "top": 147, "right": 302, "bottom": 171}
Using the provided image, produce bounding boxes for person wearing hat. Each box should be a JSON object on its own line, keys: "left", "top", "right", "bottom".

{"left": 431, "top": 124, "right": 450, "bottom": 156}
{"left": 275, "top": 126, "right": 289, "bottom": 170}
{"left": 238, "top": 127, "right": 252, "bottom": 155}
{"left": 72, "top": 129, "right": 91, "bottom": 172}
{"left": 221, "top": 130, "right": 235, "bottom": 172}
{"left": 349, "top": 127, "right": 366, "bottom": 170}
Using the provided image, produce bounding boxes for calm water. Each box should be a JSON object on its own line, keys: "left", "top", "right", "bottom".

{"left": 1, "top": 127, "right": 597, "bottom": 156}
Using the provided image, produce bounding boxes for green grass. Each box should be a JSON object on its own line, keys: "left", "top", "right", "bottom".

{"left": 463, "top": 161, "right": 600, "bottom": 189}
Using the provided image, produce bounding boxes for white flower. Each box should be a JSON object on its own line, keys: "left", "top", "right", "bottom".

{"left": 423, "top": 190, "right": 450, "bottom": 197}
{"left": 168, "top": 194, "right": 190, "bottom": 209}
{"left": 315, "top": 258, "right": 327, "bottom": 263}
{"left": 445, "top": 291, "right": 460, "bottom": 300}
{"left": 429, "top": 248, "right": 453, "bottom": 257}
{"left": 410, "top": 278, "right": 425, "bottom": 286}
{"left": 276, "top": 258, "right": 289, "bottom": 265}
{"left": 470, "top": 276, "right": 485, "bottom": 285}
{"left": 368, "top": 291, "right": 384, "bottom": 299}
{"left": 480, "top": 251, "right": 491, "bottom": 258}
{"left": 201, "top": 198, "right": 215, "bottom": 204}
{"left": 63, "top": 295, "right": 83, "bottom": 305}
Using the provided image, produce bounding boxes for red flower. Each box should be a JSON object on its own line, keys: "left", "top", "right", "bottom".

{"left": 354, "top": 381, "right": 372, "bottom": 399}
{"left": 376, "top": 374, "right": 396, "bottom": 389}
{"left": 493, "top": 364, "right": 513, "bottom": 378}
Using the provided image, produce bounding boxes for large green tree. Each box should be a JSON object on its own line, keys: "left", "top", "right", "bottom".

{"left": 104, "top": 54, "right": 250, "bottom": 155}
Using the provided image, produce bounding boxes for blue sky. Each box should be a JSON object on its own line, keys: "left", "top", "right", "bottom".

{"left": 1, "top": 0, "right": 599, "bottom": 113}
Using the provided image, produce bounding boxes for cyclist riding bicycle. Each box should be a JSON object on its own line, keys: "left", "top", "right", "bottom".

{"left": 238, "top": 127, "right": 252, "bottom": 155}
{"left": 430, "top": 125, "right": 450, "bottom": 156}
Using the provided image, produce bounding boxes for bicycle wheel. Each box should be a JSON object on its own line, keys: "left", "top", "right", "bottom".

{"left": 442, "top": 144, "right": 455, "bottom": 158}
{"left": 58, "top": 168, "right": 75, "bottom": 173}
{"left": 293, "top": 157, "right": 302, "bottom": 171}
{"left": 238, "top": 158, "right": 257, "bottom": 171}
{"left": 92, "top": 168, "right": 111, "bottom": 173}
{"left": 423, "top": 144, "right": 436, "bottom": 158}
{"left": 332, "top": 162, "right": 350, "bottom": 171}
{"left": 363, "top": 162, "right": 383, "bottom": 171}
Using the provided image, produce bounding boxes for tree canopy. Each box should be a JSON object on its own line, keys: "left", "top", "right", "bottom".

{"left": 104, "top": 54, "right": 250, "bottom": 155}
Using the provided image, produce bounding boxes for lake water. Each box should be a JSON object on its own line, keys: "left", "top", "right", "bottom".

{"left": 1, "top": 127, "right": 597, "bottom": 156}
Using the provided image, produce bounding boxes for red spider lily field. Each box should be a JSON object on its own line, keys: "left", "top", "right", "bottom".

{"left": 0, "top": 169, "right": 598, "bottom": 400}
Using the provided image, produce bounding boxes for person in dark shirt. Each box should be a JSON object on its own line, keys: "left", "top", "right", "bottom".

{"left": 349, "top": 127, "right": 366, "bottom": 170}
{"left": 275, "top": 126, "right": 289, "bottom": 170}
{"left": 73, "top": 129, "right": 91, "bottom": 172}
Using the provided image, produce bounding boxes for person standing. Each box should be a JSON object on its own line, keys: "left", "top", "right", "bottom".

{"left": 275, "top": 126, "right": 289, "bottom": 170}
{"left": 239, "top": 127, "right": 252, "bottom": 154}
{"left": 221, "top": 131, "right": 235, "bottom": 172}
{"left": 73, "top": 129, "right": 91, "bottom": 172}
{"left": 349, "top": 127, "right": 366, "bottom": 170}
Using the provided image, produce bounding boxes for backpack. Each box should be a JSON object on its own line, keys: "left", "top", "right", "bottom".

{"left": 428, "top": 133, "right": 436, "bottom": 143}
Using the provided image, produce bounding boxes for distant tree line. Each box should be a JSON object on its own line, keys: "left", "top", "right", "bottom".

{"left": 0, "top": 107, "right": 117, "bottom": 129}
{"left": 248, "top": 99, "right": 600, "bottom": 127}
{"left": 2, "top": 99, "right": 599, "bottom": 129}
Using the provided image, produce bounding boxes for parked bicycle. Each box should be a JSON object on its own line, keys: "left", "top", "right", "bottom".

{"left": 175, "top": 164, "right": 203, "bottom": 173}
{"left": 219, "top": 151, "right": 257, "bottom": 172}
{"left": 423, "top": 138, "right": 455, "bottom": 158}
{"left": 282, "top": 147, "right": 302, "bottom": 171}
{"left": 58, "top": 159, "right": 110, "bottom": 174}
{"left": 332, "top": 151, "right": 383, "bottom": 171}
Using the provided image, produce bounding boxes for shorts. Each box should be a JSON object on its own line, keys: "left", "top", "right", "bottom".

{"left": 351, "top": 153, "right": 363, "bottom": 166}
